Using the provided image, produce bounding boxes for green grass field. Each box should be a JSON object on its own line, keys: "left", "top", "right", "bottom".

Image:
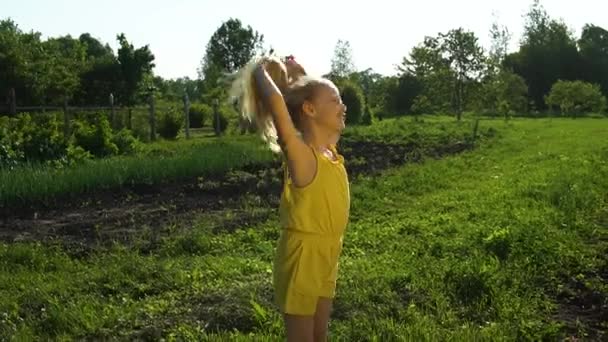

{"left": 0, "top": 117, "right": 606, "bottom": 341}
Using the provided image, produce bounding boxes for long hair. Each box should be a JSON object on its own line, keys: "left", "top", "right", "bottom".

{"left": 229, "top": 55, "right": 327, "bottom": 153}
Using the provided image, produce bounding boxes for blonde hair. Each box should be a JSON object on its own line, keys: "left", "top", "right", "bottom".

{"left": 229, "top": 55, "right": 328, "bottom": 153}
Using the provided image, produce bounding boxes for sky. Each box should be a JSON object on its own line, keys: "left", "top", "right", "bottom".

{"left": 3, "top": 0, "right": 606, "bottom": 80}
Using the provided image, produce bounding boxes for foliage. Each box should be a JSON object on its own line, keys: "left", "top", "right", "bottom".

{"left": 329, "top": 39, "right": 356, "bottom": 81}
{"left": 158, "top": 108, "right": 183, "bottom": 140}
{"left": 189, "top": 103, "right": 212, "bottom": 128}
{"left": 111, "top": 128, "right": 141, "bottom": 155}
{"left": 578, "top": 24, "right": 608, "bottom": 98}
{"left": 71, "top": 115, "right": 118, "bottom": 157}
{"left": 503, "top": 0, "right": 581, "bottom": 110}
{"left": 198, "top": 18, "right": 265, "bottom": 96}
{"left": 478, "top": 69, "right": 529, "bottom": 117}
{"left": 116, "top": 33, "right": 156, "bottom": 107}
{"left": 340, "top": 82, "right": 365, "bottom": 124}
{"left": 212, "top": 110, "right": 229, "bottom": 134}
{"left": 545, "top": 80, "right": 607, "bottom": 116}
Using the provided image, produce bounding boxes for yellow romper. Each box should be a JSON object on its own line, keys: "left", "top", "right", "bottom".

{"left": 272, "top": 144, "right": 350, "bottom": 315}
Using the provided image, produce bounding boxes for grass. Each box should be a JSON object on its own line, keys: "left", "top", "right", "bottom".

{"left": 0, "top": 115, "right": 476, "bottom": 208}
{"left": 1, "top": 117, "right": 607, "bottom": 340}
{"left": 0, "top": 136, "right": 275, "bottom": 208}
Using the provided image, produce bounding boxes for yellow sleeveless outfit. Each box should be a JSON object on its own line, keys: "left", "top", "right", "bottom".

{"left": 273, "top": 145, "right": 350, "bottom": 315}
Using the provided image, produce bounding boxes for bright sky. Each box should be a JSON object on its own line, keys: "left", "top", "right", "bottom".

{"left": 4, "top": 0, "right": 606, "bottom": 80}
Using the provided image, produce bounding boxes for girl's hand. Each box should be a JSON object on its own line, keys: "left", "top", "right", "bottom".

{"left": 284, "top": 55, "right": 306, "bottom": 81}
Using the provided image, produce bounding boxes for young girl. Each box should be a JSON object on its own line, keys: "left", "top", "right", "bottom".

{"left": 230, "top": 55, "right": 349, "bottom": 341}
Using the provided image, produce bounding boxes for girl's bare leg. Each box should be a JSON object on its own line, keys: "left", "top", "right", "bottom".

{"left": 284, "top": 313, "right": 314, "bottom": 342}
{"left": 313, "top": 297, "right": 333, "bottom": 342}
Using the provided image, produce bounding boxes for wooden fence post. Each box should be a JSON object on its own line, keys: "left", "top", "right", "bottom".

{"left": 63, "top": 98, "right": 70, "bottom": 141}
{"left": 109, "top": 93, "right": 116, "bottom": 129}
{"left": 213, "top": 98, "right": 220, "bottom": 136}
{"left": 148, "top": 93, "right": 156, "bottom": 141}
{"left": 9, "top": 88, "right": 16, "bottom": 116}
{"left": 183, "top": 93, "right": 190, "bottom": 139}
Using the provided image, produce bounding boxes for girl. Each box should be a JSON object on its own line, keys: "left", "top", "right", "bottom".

{"left": 230, "top": 55, "right": 350, "bottom": 341}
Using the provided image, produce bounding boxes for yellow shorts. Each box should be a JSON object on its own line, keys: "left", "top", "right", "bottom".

{"left": 272, "top": 229, "right": 344, "bottom": 315}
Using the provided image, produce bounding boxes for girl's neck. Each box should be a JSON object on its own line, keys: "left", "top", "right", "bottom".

{"left": 302, "top": 129, "right": 334, "bottom": 152}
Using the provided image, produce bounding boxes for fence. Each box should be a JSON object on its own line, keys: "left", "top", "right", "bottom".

{"left": 1, "top": 91, "right": 227, "bottom": 141}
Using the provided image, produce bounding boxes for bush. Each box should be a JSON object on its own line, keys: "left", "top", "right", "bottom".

{"left": 361, "top": 103, "right": 373, "bottom": 125}
{"left": 158, "top": 108, "right": 183, "bottom": 140}
{"left": 545, "top": 80, "right": 607, "bottom": 116}
{"left": 0, "top": 113, "right": 67, "bottom": 164}
{"left": 189, "top": 103, "right": 212, "bottom": 128}
{"left": 212, "top": 111, "right": 229, "bottom": 135}
{"left": 340, "top": 82, "right": 365, "bottom": 125}
{"left": 72, "top": 115, "right": 118, "bottom": 157}
{"left": 111, "top": 128, "right": 141, "bottom": 155}
{"left": 65, "top": 144, "right": 93, "bottom": 166}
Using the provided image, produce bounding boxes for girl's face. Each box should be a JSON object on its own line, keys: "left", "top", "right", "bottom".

{"left": 308, "top": 81, "right": 347, "bottom": 134}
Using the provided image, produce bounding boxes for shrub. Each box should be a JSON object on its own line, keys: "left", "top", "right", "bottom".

{"left": 361, "top": 103, "right": 373, "bottom": 125}
{"left": 72, "top": 115, "right": 118, "bottom": 157}
{"left": 545, "top": 80, "right": 607, "bottom": 116}
{"left": 340, "top": 82, "right": 365, "bottom": 125}
{"left": 189, "top": 103, "right": 212, "bottom": 128}
{"left": 111, "top": 128, "right": 141, "bottom": 155}
{"left": 158, "top": 108, "right": 183, "bottom": 140}
{"left": 212, "top": 111, "right": 229, "bottom": 135}
{"left": 0, "top": 113, "right": 67, "bottom": 164}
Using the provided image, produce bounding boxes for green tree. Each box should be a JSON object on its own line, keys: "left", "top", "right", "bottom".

{"left": 578, "top": 24, "right": 608, "bottom": 98}
{"left": 340, "top": 81, "right": 365, "bottom": 124}
{"left": 76, "top": 33, "right": 122, "bottom": 105}
{"left": 116, "top": 33, "right": 155, "bottom": 107}
{"left": 0, "top": 19, "right": 45, "bottom": 107}
{"left": 329, "top": 39, "right": 355, "bottom": 83}
{"left": 400, "top": 36, "right": 453, "bottom": 115}
{"left": 39, "top": 35, "right": 87, "bottom": 105}
{"left": 198, "top": 18, "right": 265, "bottom": 96}
{"left": 545, "top": 80, "right": 606, "bottom": 116}
{"left": 439, "top": 28, "right": 485, "bottom": 119}
{"left": 504, "top": 0, "right": 582, "bottom": 110}
{"left": 479, "top": 69, "right": 528, "bottom": 118}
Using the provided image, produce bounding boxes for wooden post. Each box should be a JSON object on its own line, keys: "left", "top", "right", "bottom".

{"left": 109, "top": 93, "right": 116, "bottom": 129}
{"left": 183, "top": 93, "right": 190, "bottom": 139}
{"left": 9, "top": 88, "right": 16, "bottom": 116}
{"left": 213, "top": 98, "right": 220, "bottom": 136}
{"left": 148, "top": 93, "right": 156, "bottom": 141}
{"left": 63, "top": 98, "right": 69, "bottom": 141}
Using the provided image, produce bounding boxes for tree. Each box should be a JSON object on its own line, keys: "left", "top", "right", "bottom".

{"left": 349, "top": 68, "right": 381, "bottom": 99}
{"left": 545, "top": 80, "right": 606, "bottom": 116}
{"left": 578, "top": 24, "right": 608, "bottom": 98}
{"left": 400, "top": 36, "right": 453, "bottom": 114}
{"left": 329, "top": 39, "right": 355, "bottom": 82}
{"left": 79, "top": 33, "right": 114, "bottom": 60}
{"left": 400, "top": 30, "right": 484, "bottom": 119}
{"left": 340, "top": 81, "right": 365, "bottom": 124}
{"left": 116, "top": 33, "right": 155, "bottom": 107}
{"left": 0, "top": 19, "right": 45, "bottom": 107}
{"left": 488, "top": 12, "right": 512, "bottom": 75}
{"left": 439, "top": 28, "right": 485, "bottom": 119}
{"left": 39, "top": 35, "right": 87, "bottom": 105}
{"left": 478, "top": 69, "right": 528, "bottom": 118}
{"left": 384, "top": 74, "right": 422, "bottom": 115}
{"left": 198, "top": 18, "right": 265, "bottom": 95}
{"left": 75, "top": 33, "right": 122, "bottom": 105}
{"left": 504, "top": 0, "right": 582, "bottom": 110}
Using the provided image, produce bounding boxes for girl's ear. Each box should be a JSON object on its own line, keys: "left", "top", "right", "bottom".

{"left": 302, "top": 100, "right": 316, "bottom": 118}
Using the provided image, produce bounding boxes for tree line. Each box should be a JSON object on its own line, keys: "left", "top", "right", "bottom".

{"left": 1, "top": 0, "right": 606, "bottom": 120}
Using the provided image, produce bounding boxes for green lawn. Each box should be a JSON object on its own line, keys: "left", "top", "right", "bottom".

{"left": 0, "top": 118, "right": 606, "bottom": 341}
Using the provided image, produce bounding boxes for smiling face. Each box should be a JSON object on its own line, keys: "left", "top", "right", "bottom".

{"left": 305, "top": 80, "right": 347, "bottom": 134}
